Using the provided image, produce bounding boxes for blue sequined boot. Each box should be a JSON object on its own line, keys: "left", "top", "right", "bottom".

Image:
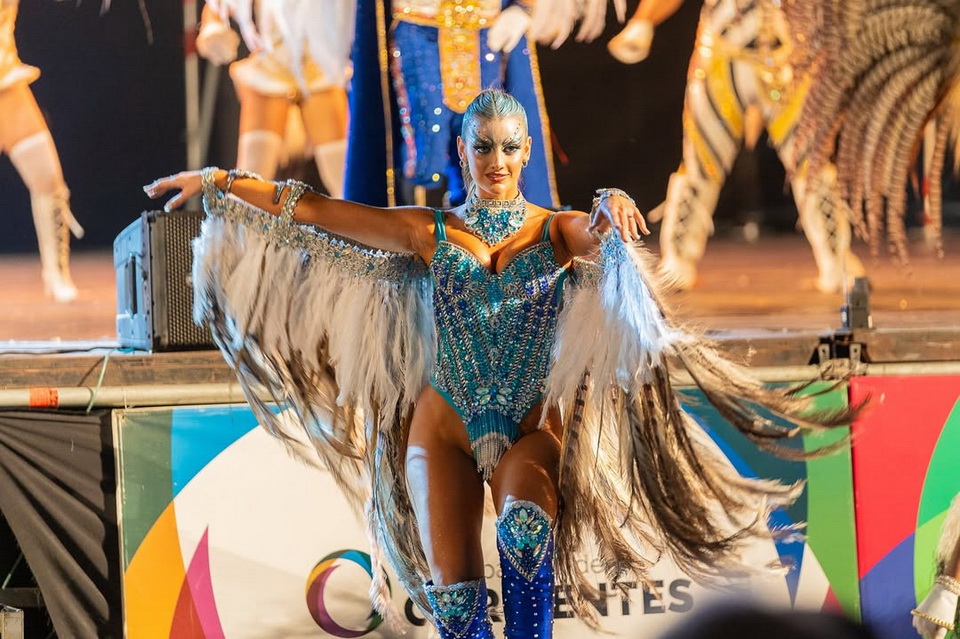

{"left": 424, "top": 578, "right": 496, "bottom": 639}
{"left": 497, "top": 500, "right": 555, "bottom": 639}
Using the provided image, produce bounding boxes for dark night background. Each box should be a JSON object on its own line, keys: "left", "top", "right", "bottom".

{"left": 0, "top": 1, "right": 953, "bottom": 255}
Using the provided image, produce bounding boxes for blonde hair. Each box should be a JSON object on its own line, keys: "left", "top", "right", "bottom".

{"left": 460, "top": 90, "right": 528, "bottom": 199}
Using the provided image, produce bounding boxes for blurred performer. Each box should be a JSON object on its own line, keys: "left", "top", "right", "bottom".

{"left": 1, "top": 0, "right": 83, "bottom": 302}
{"left": 345, "top": 0, "right": 560, "bottom": 209}
{"left": 196, "top": 0, "right": 350, "bottom": 196}
{"left": 913, "top": 494, "right": 960, "bottom": 639}
{"left": 785, "top": 0, "right": 959, "bottom": 262}
{"left": 601, "top": 0, "right": 865, "bottom": 293}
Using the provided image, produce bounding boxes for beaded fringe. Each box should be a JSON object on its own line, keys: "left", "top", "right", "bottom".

{"left": 466, "top": 410, "right": 520, "bottom": 481}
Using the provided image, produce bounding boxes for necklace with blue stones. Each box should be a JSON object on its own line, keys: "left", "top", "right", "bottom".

{"left": 461, "top": 193, "right": 527, "bottom": 245}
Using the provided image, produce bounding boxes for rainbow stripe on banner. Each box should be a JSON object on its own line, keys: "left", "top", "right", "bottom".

{"left": 849, "top": 376, "right": 960, "bottom": 639}
{"left": 679, "top": 383, "right": 859, "bottom": 621}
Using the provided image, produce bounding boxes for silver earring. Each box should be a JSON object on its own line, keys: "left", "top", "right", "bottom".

{"left": 522, "top": 160, "right": 529, "bottom": 168}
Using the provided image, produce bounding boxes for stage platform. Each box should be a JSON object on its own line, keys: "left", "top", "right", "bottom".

{"left": 0, "top": 231, "right": 957, "bottom": 392}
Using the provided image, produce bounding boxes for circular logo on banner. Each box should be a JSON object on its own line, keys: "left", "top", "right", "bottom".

{"left": 306, "top": 549, "right": 390, "bottom": 637}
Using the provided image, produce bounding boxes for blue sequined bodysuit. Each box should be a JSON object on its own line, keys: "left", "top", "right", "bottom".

{"left": 429, "top": 210, "right": 568, "bottom": 480}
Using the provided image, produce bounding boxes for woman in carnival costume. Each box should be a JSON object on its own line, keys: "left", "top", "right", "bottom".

{"left": 196, "top": 0, "right": 352, "bottom": 196}
{"left": 145, "top": 89, "right": 853, "bottom": 638}
{"left": 0, "top": 0, "right": 83, "bottom": 301}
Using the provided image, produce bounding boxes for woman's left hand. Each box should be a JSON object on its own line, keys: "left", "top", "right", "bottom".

{"left": 143, "top": 170, "right": 206, "bottom": 212}
{"left": 589, "top": 194, "right": 650, "bottom": 242}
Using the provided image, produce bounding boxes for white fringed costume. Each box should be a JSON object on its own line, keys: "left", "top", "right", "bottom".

{"left": 192, "top": 169, "right": 853, "bottom": 627}
{"left": 206, "top": 0, "right": 355, "bottom": 94}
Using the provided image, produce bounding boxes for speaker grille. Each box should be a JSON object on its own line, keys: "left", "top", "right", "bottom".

{"left": 160, "top": 213, "right": 210, "bottom": 347}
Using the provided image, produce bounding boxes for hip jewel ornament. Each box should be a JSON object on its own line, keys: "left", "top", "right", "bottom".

{"left": 461, "top": 193, "right": 527, "bottom": 245}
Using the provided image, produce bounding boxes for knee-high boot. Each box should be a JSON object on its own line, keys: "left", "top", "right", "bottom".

{"left": 657, "top": 171, "right": 721, "bottom": 290}
{"left": 30, "top": 189, "right": 81, "bottom": 302}
{"left": 10, "top": 131, "right": 83, "bottom": 303}
{"left": 497, "top": 500, "right": 555, "bottom": 639}
{"left": 424, "top": 578, "right": 496, "bottom": 639}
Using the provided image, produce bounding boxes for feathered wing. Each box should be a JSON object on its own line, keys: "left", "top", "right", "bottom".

{"left": 545, "top": 236, "right": 855, "bottom": 624}
{"left": 788, "top": 0, "right": 960, "bottom": 260}
{"left": 192, "top": 173, "right": 433, "bottom": 625}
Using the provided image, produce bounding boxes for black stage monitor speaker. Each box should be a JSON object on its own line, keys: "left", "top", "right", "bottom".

{"left": 114, "top": 210, "right": 216, "bottom": 351}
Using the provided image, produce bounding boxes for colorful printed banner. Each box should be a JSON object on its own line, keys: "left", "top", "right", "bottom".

{"left": 114, "top": 382, "right": 855, "bottom": 638}
{"left": 849, "top": 375, "right": 960, "bottom": 639}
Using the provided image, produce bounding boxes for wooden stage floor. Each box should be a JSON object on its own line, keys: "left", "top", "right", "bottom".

{"left": 0, "top": 230, "right": 957, "bottom": 388}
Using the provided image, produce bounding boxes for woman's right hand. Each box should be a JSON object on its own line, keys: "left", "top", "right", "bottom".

{"left": 143, "top": 170, "right": 208, "bottom": 212}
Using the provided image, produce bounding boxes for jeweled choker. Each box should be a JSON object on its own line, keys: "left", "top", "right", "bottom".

{"left": 461, "top": 193, "right": 527, "bottom": 245}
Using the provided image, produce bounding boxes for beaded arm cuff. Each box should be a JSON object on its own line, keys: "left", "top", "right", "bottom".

{"left": 590, "top": 187, "right": 636, "bottom": 213}
{"left": 198, "top": 167, "right": 427, "bottom": 282}
{"left": 569, "top": 232, "right": 624, "bottom": 286}
{"left": 589, "top": 187, "right": 637, "bottom": 240}
{"left": 200, "top": 166, "right": 220, "bottom": 199}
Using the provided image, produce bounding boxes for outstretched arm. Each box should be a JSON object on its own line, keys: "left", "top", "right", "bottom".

{"left": 144, "top": 169, "right": 435, "bottom": 255}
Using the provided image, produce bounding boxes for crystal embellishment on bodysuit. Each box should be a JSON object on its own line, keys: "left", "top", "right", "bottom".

{"left": 429, "top": 221, "right": 567, "bottom": 479}
{"left": 461, "top": 193, "right": 527, "bottom": 245}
